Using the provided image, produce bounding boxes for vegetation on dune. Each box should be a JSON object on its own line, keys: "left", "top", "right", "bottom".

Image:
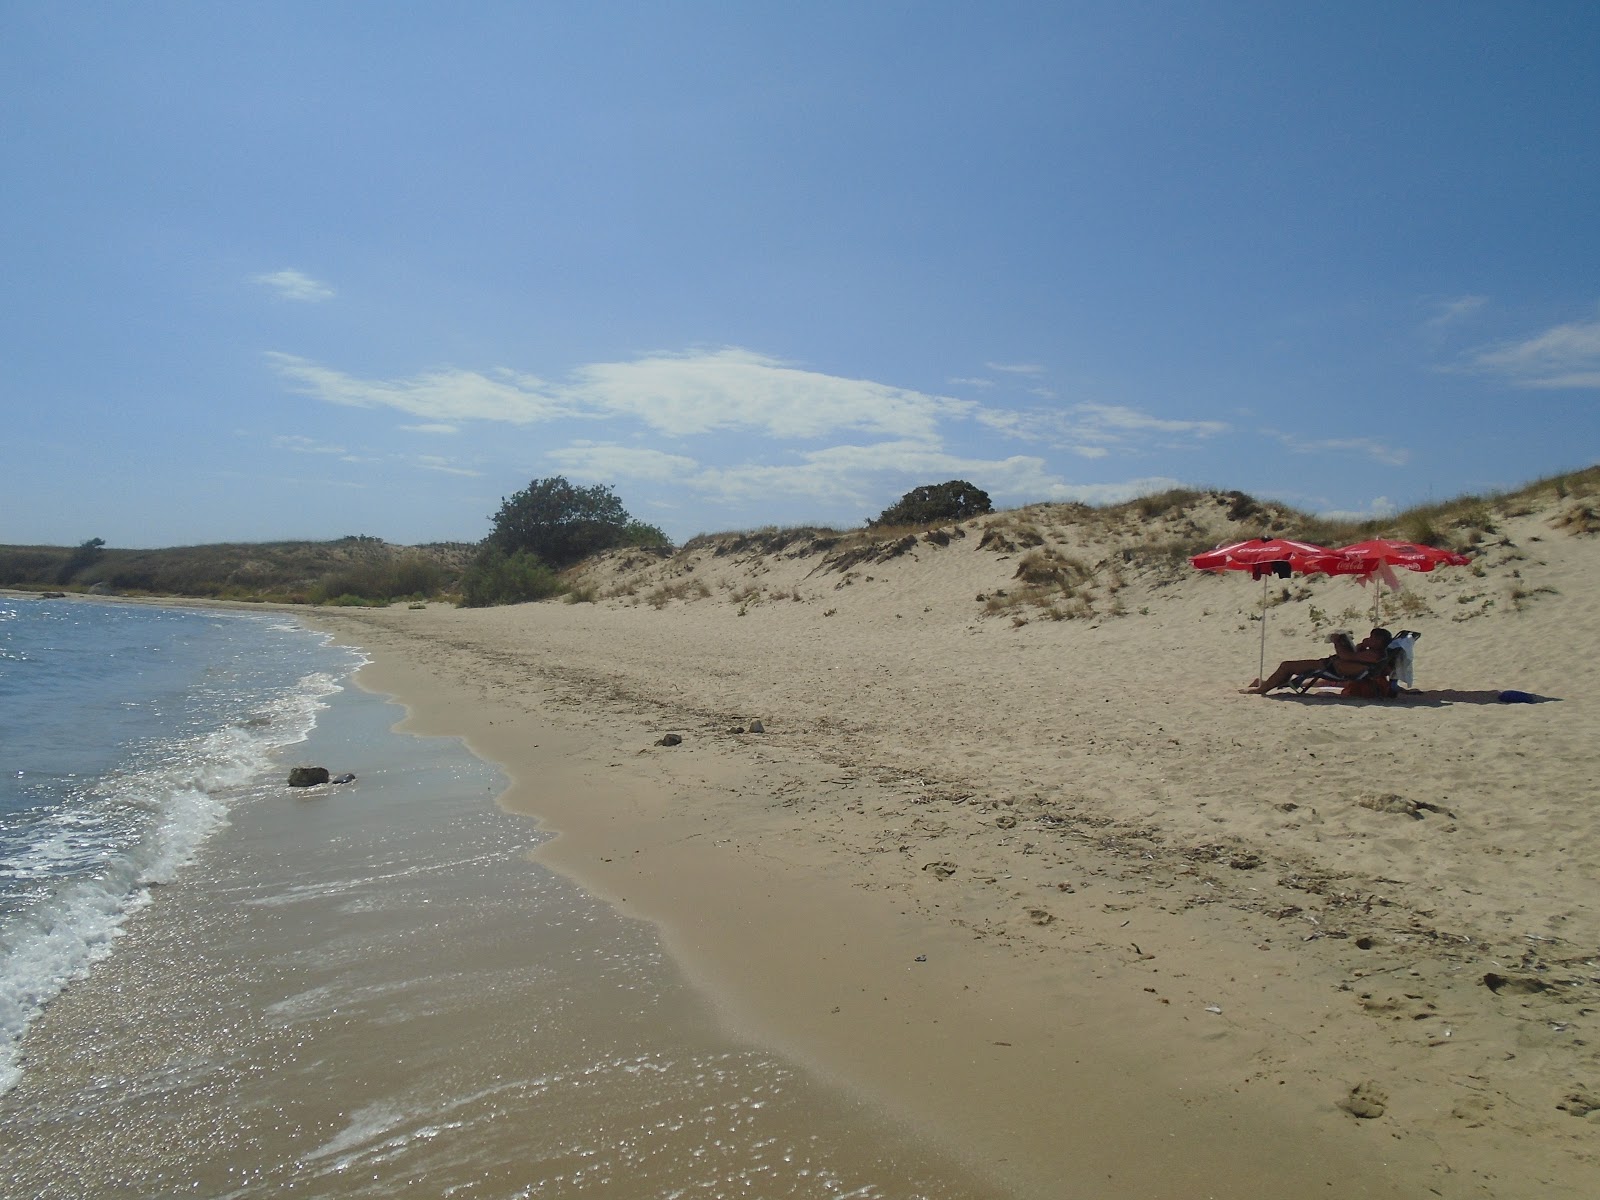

{"left": 484, "top": 477, "right": 668, "bottom": 569}
{"left": 0, "top": 536, "right": 473, "bottom": 605}
{"left": 3, "top": 465, "right": 1592, "bottom": 608}
{"left": 458, "top": 547, "right": 565, "bottom": 608}
{"left": 871, "top": 479, "right": 993, "bottom": 527}
{"left": 461, "top": 476, "right": 671, "bottom": 607}
{"left": 598, "top": 464, "right": 1595, "bottom": 621}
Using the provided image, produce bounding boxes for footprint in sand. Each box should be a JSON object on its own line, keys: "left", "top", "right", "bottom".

{"left": 1358, "top": 991, "right": 1440, "bottom": 1022}
{"left": 1338, "top": 1081, "right": 1388, "bottom": 1119}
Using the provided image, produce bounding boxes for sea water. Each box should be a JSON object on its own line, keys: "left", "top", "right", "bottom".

{"left": 0, "top": 599, "right": 1002, "bottom": 1199}
{"left": 0, "top": 596, "right": 359, "bottom": 1097}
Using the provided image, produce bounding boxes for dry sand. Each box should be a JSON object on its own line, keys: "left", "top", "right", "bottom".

{"left": 307, "top": 491, "right": 1600, "bottom": 1198}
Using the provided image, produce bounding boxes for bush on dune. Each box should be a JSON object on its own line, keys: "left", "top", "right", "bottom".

{"left": 459, "top": 547, "right": 564, "bottom": 607}
{"left": 871, "top": 480, "right": 993, "bottom": 527}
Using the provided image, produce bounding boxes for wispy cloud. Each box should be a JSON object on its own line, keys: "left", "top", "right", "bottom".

{"left": 547, "top": 443, "right": 701, "bottom": 483}
{"left": 415, "top": 456, "right": 481, "bottom": 477}
{"left": 1465, "top": 308, "right": 1600, "bottom": 389}
{"left": 267, "top": 353, "right": 578, "bottom": 424}
{"left": 253, "top": 269, "right": 335, "bottom": 303}
{"left": 985, "top": 361, "right": 1046, "bottom": 376}
{"left": 1268, "top": 432, "right": 1410, "bottom": 467}
{"left": 1424, "top": 294, "right": 1488, "bottom": 329}
{"left": 271, "top": 433, "right": 363, "bottom": 461}
{"left": 975, "top": 402, "right": 1228, "bottom": 458}
{"left": 266, "top": 347, "right": 1237, "bottom": 520}
{"left": 267, "top": 347, "right": 973, "bottom": 441}
{"left": 268, "top": 432, "right": 478, "bottom": 478}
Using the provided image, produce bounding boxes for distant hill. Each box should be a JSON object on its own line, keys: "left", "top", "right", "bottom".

{"left": 0, "top": 536, "right": 476, "bottom": 605}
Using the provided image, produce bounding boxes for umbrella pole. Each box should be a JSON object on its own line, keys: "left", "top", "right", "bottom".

{"left": 1259, "top": 573, "right": 1268, "bottom": 685}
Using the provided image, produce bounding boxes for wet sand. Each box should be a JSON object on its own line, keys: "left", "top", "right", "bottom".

{"left": 0, "top": 662, "right": 1000, "bottom": 1199}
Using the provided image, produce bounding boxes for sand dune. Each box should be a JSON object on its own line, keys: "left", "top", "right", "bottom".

{"left": 311, "top": 485, "right": 1600, "bottom": 1198}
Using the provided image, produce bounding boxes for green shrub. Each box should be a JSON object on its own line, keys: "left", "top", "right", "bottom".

{"left": 458, "top": 547, "right": 564, "bottom": 607}
{"left": 620, "top": 520, "right": 671, "bottom": 548}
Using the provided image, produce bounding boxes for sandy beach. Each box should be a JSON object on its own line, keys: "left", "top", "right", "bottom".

{"left": 301, "top": 487, "right": 1600, "bottom": 1198}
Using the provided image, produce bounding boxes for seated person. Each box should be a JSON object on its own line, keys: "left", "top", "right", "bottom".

{"left": 1241, "top": 627, "right": 1393, "bottom": 695}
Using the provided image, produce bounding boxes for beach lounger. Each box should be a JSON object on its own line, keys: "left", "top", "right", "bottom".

{"left": 1290, "top": 631, "right": 1419, "bottom": 697}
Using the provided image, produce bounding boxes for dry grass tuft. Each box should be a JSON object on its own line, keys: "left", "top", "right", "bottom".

{"left": 1551, "top": 503, "right": 1600, "bottom": 536}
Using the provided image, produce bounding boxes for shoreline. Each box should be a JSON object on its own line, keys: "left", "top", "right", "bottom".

{"left": 5, "top": 637, "right": 1000, "bottom": 1197}
{"left": 315, "top": 610, "right": 1459, "bottom": 1198}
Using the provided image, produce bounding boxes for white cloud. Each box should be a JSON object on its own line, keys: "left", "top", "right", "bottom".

{"left": 948, "top": 376, "right": 995, "bottom": 389}
{"left": 253, "top": 269, "right": 335, "bottom": 302}
{"left": 1466, "top": 309, "right": 1600, "bottom": 389}
{"left": 986, "top": 361, "right": 1046, "bottom": 375}
{"left": 400, "top": 423, "right": 460, "bottom": 435}
{"left": 266, "top": 347, "right": 972, "bottom": 441}
{"left": 1316, "top": 495, "right": 1399, "bottom": 523}
{"left": 564, "top": 349, "right": 972, "bottom": 440}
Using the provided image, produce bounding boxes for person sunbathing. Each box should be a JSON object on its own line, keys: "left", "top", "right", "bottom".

{"left": 1241, "top": 627, "right": 1393, "bottom": 695}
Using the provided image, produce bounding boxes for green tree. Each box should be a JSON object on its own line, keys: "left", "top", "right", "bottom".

{"left": 486, "top": 477, "right": 662, "bottom": 568}
{"left": 871, "top": 481, "right": 993, "bottom": 527}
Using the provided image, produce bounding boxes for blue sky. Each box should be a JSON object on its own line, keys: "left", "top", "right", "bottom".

{"left": 3, "top": 2, "right": 1597, "bottom": 548}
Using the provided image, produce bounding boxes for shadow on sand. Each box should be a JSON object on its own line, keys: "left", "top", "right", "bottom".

{"left": 1274, "top": 688, "right": 1561, "bottom": 708}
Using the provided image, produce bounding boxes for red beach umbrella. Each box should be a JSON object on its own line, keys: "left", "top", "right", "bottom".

{"left": 1190, "top": 537, "right": 1357, "bottom": 684}
{"left": 1190, "top": 537, "right": 1347, "bottom": 577}
{"left": 1335, "top": 539, "right": 1472, "bottom": 622}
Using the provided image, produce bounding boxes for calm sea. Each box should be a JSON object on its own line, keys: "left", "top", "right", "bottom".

{"left": 0, "top": 598, "right": 1003, "bottom": 1199}
{"left": 0, "top": 596, "right": 359, "bottom": 1096}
